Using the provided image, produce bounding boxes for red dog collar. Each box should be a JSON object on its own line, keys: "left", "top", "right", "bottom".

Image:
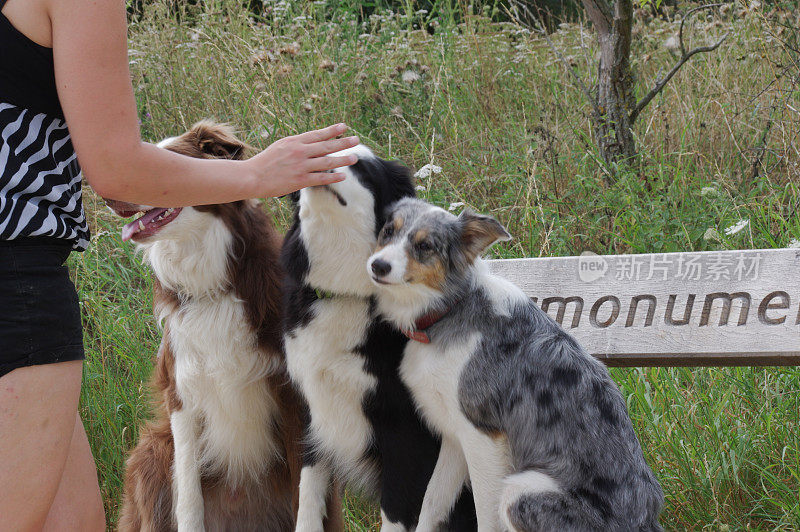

{"left": 402, "top": 306, "right": 454, "bottom": 344}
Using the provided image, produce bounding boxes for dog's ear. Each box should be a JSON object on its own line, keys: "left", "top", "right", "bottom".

{"left": 382, "top": 159, "right": 416, "bottom": 201}
{"left": 459, "top": 209, "right": 511, "bottom": 262}
{"left": 188, "top": 120, "right": 252, "bottom": 160}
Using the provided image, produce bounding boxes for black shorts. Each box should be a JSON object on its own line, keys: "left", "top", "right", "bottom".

{"left": 0, "top": 237, "right": 85, "bottom": 378}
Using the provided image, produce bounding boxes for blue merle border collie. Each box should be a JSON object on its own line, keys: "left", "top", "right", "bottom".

{"left": 280, "top": 147, "right": 477, "bottom": 531}
{"left": 367, "top": 198, "right": 665, "bottom": 531}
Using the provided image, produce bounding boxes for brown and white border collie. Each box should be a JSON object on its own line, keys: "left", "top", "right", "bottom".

{"left": 106, "top": 121, "right": 342, "bottom": 531}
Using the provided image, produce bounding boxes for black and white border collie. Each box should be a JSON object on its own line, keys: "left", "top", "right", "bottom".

{"left": 107, "top": 122, "right": 342, "bottom": 532}
{"left": 367, "top": 198, "right": 664, "bottom": 531}
{"left": 281, "top": 146, "right": 477, "bottom": 531}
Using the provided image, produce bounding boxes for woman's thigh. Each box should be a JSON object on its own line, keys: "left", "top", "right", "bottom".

{"left": 0, "top": 360, "right": 83, "bottom": 531}
{"left": 43, "top": 414, "right": 106, "bottom": 532}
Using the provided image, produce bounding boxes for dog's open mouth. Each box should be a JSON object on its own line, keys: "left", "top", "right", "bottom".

{"left": 121, "top": 208, "right": 182, "bottom": 242}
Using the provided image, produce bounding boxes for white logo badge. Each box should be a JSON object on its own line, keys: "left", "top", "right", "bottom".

{"left": 578, "top": 251, "right": 609, "bottom": 283}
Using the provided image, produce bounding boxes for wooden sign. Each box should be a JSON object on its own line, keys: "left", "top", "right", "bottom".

{"left": 488, "top": 249, "right": 800, "bottom": 366}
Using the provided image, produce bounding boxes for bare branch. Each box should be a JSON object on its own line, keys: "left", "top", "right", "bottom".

{"left": 631, "top": 3, "right": 728, "bottom": 123}
{"left": 678, "top": 4, "right": 724, "bottom": 55}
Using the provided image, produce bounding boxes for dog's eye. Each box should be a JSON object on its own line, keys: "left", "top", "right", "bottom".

{"left": 382, "top": 224, "right": 394, "bottom": 239}
{"left": 416, "top": 240, "right": 433, "bottom": 253}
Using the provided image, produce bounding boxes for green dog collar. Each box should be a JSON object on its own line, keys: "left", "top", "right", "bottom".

{"left": 314, "top": 287, "right": 337, "bottom": 300}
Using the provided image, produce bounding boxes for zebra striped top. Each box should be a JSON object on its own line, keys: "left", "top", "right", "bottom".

{"left": 0, "top": 102, "right": 89, "bottom": 251}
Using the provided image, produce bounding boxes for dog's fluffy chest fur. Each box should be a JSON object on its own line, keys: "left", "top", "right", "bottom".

{"left": 147, "top": 231, "right": 282, "bottom": 487}
{"left": 165, "top": 293, "right": 281, "bottom": 486}
{"left": 400, "top": 333, "right": 478, "bottom": 437}
{"left": 284, "top": 297, "right": 378, "bottom": 487}
{"left": 388, "top": 266, "right": 528, "bottom": 440}
{"left": 401, "top": 332, "right": 512, "bottom": 531}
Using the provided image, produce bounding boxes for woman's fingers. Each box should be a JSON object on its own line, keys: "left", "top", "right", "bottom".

{"left": 303, "top": 171, "right": 347, "bottom": 187}
{"left": 306, "top": 136, "right": 360, "bottom": 157}
{"left": 305, "top": 154, "right": 358, "bottom": 173}
{"left": 295, "top": 123, "right": 348, "bottom": 143}
{"left": 250, "top": 124, "right": 359, "bottom": 196}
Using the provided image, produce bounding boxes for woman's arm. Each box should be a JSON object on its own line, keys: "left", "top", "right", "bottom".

{"left": 49, "top": 0, "right": 357, "bottom": 206}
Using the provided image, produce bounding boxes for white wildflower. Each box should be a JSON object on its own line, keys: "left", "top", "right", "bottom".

{"left": 703, "top": 227, "right": 721, "bottom": 241}
{"left": 724, "top": 219, "right": 749, "bottom": 236}
{"left": 401, "top": 70, "right": 421, "bottom": 84}
{"left": 415, "top": 185, "right": 426, "bottom": 192}
{"left": 413, "top": 163, "right": 442, "bottom": 179}
{"left": 664, "top": 35, "right": 680, "bottom": 51}
{"left": 700, "top": 186, "right": 718, "bottom": 197}
{"left": 788, "top": 238, "right": 800, "bottom": 249}
{"left": 448, "top": 202, "right": 465, "bottom": 212}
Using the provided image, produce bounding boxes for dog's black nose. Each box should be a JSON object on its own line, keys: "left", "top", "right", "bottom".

{"left": 371, "top": 259, "right": 391, "bottom": 277}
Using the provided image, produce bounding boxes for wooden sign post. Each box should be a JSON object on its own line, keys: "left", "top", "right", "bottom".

{"left": 488, "top": 249, "right": 800, "bottom": 366}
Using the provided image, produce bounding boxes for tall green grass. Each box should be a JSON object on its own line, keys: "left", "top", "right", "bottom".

{"left": 74, "top": 1, "right": 799, "bottom": 529}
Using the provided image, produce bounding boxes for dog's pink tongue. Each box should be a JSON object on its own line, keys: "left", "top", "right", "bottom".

{"left": 121, "top": 208, "right": 167, "bottom": 241}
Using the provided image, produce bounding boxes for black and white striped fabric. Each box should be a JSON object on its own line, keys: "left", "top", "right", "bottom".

{"left": 0, "top": 102, "right": 89, "bottom": 250}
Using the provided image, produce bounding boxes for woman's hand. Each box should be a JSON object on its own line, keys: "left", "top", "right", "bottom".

{"left": 246, "top": 124, "right": 360, "bottom": 197}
